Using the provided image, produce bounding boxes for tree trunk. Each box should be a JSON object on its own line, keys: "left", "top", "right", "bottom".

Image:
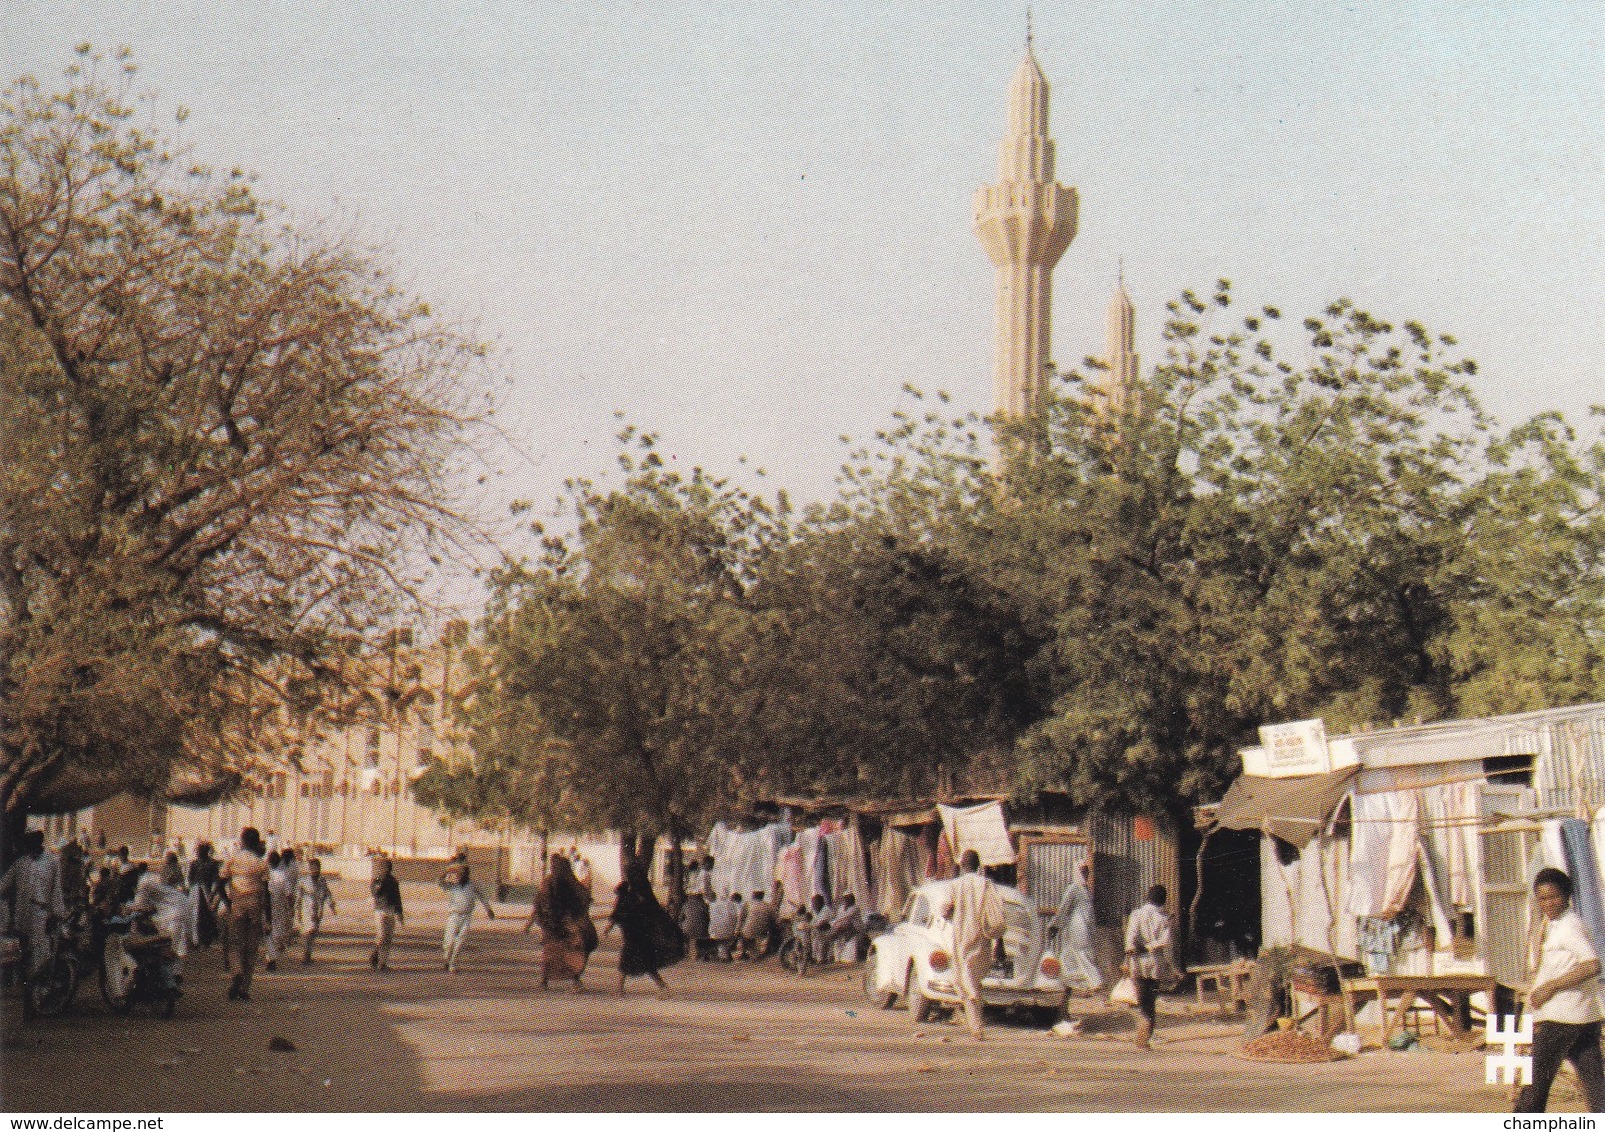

{"left": 636, "top": 833, "right": 658, "bottom": 890}
{"left": 665, "top": 820, "right": 686, "bottom": 914}
{"left": 0, "top": 791, "right": 26, "bottom": 874}
{"left": 619, "top": 829, "right": 637, "bottom": 878}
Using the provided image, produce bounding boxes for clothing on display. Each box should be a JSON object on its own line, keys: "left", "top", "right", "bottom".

{"left": 1560, "top": 817, "right": 1605, "bottom": 978}
{"left": 937, "top": 801, "right": 1017, "bottom": 866}
{"left": 874, "top": 827, "right": 926, "bottom": 917}
{"left": 777, "top": 841, "right": 806, "bottom": 917}
{"left": 931, "top": 829, "right": 955, "bottom": 880}
{"left": 1358, "top": 916, "right": 1401, "bottom": 975}
{"left": 824, "top": 824, "right": 872, "bottom": 914}
{"left": 1348, "top": 790, "right": 1420, "bottom": 919}
{"left": 1420, "top": 779, "right": 1485, "bottom": 912}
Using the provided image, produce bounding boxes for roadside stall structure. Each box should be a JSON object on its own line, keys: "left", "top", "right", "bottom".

{"left": 698, "top": 793, "right": 1183, "bottom": 979}
{"left": 1203, "top": 701, "right": 1605, "bottom": 1046}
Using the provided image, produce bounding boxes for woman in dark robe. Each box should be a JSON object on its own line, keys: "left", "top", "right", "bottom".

{"left": 522, "top": 853, "right": 596, "bottom": 990}
{"left": 602, "top": 861, "right": 682, "bottom": 997}
{"left": 187, "top": 842, "right": 222, "bottom": 950}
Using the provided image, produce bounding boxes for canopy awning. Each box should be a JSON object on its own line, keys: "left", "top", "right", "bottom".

{"left": 1213, "top": 765, "right": 1359, "bottom": 848}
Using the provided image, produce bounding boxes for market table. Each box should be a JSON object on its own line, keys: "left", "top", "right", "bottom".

{"left": 1190, "top": 959, "right": 1254, "bottom": 1010}
{"left": 1341, "top": 974, "right": 1496, "bottom": 1047}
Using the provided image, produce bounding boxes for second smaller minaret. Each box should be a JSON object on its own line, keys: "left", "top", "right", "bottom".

{"left": 1102, "top": 274, "right": 1139, "bottom": 418}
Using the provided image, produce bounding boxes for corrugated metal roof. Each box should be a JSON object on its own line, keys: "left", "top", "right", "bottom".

{"left": 1340, "top": 701, "right": 1605, "bottom": 769}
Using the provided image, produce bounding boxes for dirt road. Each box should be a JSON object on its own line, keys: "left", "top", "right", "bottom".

{"left": 0, "top": 879, "right": 1574, "bottom": 1112}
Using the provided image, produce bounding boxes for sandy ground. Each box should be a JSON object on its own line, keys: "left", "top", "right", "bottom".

{"left": 0, "top": 878, "right": 1585, "bottom": 1112}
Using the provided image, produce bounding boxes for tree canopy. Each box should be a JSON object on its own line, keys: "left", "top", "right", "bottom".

{"left": 458, "top": 280, "right": 1605, "bottom": 839}
{"left": 0, "top": 49, "right": 491, "bottom": 841}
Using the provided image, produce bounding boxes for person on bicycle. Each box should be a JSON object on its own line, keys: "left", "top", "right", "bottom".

{"left": 822, "top": 893, "right": 865, "bottom": 962}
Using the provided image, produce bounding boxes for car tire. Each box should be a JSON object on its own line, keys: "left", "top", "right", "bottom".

{"left": 906, "top": 965, "right": 934, "bottom": 1023}
{"left": 863, "top": 957, "right": 897, "bottom": 1009}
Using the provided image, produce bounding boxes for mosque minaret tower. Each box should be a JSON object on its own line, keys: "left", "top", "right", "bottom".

{"left": 974, "top": 31, "right": 1078, "bottom": 419}
{"left": 1102, "top": 270, "right": 1139, "bottom": 417}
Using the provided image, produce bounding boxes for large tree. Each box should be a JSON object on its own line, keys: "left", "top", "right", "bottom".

{"left": 0, "top": 49, "right": 490, "bottom": 852}
{"left": 468, "top": 428, "right": 787, "bottom": 883}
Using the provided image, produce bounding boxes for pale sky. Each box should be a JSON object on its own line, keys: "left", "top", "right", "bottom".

{"left": 7, "top": 3, "right": 1604, "bottom": 550}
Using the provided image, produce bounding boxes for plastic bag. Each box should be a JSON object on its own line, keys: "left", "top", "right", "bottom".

{"left": 1109, "top": 976, "right": 1140, "bottom": 1007}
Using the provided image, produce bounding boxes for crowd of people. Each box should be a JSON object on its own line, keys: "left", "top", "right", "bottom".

{"left": 1, "top": 829, "right": 1169, "bottom": 1043}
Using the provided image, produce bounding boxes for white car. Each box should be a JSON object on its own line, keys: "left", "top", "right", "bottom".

{"left": 862, "top": 879, "right": 1068, "bottom": 1021}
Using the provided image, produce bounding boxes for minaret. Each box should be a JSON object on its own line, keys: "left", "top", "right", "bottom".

{"left": 974, "top": 33, "right": 1078, "bottom": 419}
{"left": 1102, "top": 271, "right": 1138, "bottom": 417}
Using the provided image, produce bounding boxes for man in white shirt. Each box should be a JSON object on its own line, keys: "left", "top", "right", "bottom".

{"left": 939, "top": 852, "right": 1006, "bottom": 1041}
{"left": 1518, "top": 867, "right": 1605, "bottom": 1113}
{"left": 1124, "top": 885, "right": 1175, "bottom": 1051}
{"left": 0, "top": 831, "right": 67, "bottom": 978}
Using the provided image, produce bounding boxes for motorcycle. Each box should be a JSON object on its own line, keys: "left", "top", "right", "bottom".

{"left": 22, "top": 909, "right": 93, "bottom": 1019}
{"left": 100, "top": 912, "right": 182, "bottom": 1018}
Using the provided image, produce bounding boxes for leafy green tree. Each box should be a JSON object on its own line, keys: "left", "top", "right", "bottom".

{"left": 1000, "top": 284, "right": 1497, "bottom": 815}
{"left": 470, "top": 427, "right": 786, "bottom": 888}
{"left": 0, "top": 49, "right": 490, "bottom": 854}
{"left": 1437, "top": 411, "right": 1605, "bottom": 714}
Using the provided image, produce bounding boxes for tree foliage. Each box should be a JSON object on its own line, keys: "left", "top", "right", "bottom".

{"left": 466, "top": 427, "right": 788, "bottom": 845}
{"left": 456, "top": 282, "right": 1605, "bottom": 836}
{"left": 0, "top": 49, "right": 491, "bottom": 834}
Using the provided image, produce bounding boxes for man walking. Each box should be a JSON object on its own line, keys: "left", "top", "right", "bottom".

{"left": 1124, "top": 884, "right": 1175, "bottom": 1051}
{"left": 369, "top": 855, "right": 404, "bottom": 971}
{"left": 1517, "top": 867, "right": 1605, "bottom": 1113}
{"left": 940, "top": 850, "right": 1006, "bottom": 1041}
{"left": 297, "top": 858, "right": 337, "bottom": 965}
{"left": 219, "top": 827, "right": 270, "bottom": 1001}
{"left": 439, "top": 854, "right": 495, "bottom": 973}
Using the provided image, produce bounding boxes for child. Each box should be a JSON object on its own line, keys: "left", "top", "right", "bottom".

{"left": 263, "top": 848, "right": 298, "bottom": 971}
{"left": 369, "top": 856, "right": 404, "bottom": 971}
{"left": 439, "top": 856, "right": 495, "bottom": 973}
{"left": 297, "top": 858, "right": 337, "bottom": 964}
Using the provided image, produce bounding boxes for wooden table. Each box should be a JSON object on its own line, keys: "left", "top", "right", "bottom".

{"left": 1342, "top": 974, "right": 1497, "bottom": 1047}
{"left": 1190, "top": 960, "right": 1254, "bottom": 1009}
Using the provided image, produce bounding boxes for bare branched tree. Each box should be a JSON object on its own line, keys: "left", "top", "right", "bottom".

{"left": 0, "top": 47, "right": 496, "bottom": 854}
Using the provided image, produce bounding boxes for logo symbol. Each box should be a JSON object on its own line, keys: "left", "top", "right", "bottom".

{"left": 1485, "top": 1013, "right": 1533, "bottom": 1086}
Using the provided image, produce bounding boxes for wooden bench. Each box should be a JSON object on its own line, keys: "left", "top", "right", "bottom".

{"left": 1190, "top": 959, "right": 1254, "bottom": 1009}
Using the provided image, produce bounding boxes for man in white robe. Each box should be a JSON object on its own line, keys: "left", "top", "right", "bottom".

{"left": 0, "top": 831, "right": 67, "bottom": 978}
{"left": 940, "top": 850, "right": 1006, "bottom": 1040}
{"left": 1050, "top": 863, "right": 1102, "bottom": 991}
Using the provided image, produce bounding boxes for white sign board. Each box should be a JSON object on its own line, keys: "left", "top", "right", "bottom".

{"left": 1254, "top": 718, "right": 1330, "bottom": 777}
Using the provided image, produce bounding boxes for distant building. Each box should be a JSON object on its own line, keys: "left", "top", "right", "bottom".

{"left": 41, "top": 628, "right": 557, "bottom": 881}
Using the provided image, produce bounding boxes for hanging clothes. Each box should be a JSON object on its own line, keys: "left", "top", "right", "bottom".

{"left": 1560, "top": 817, "right": 1605, "bottom": 977}
{"left": 1591, "top": 805, "right": 1605, "bottom": 925}
{"left": 874, "top": 827, "right": 924, "bottom": 917}
{"left": 1542, "top": 820, "right": 1567, "bottom": 876}
{"left": 1413, "top": 840, "right": 1454, "bottom": 954}
{"left": 1348, "top": 790, "right": 1420, "bottom": 919}
{"left": 1420, "top": 780, "right": 1485, "bottom": 912}
{"left": 811, "top": 831, "right": 831, "bottom": 904}
{"left": 825, "top": 824, "right": 872, "bottom": 912}
{"left": 1358, "top": 916, "right": 1401, "bottom": 975}
{"left": 777, "top": 841, "right": 806, "bottom": 917}
{"left": 936, "top": 801, "right": 1016, "bottom": 866}
{"left": 931, "top": 828, "right": 955, "bottom": 880}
